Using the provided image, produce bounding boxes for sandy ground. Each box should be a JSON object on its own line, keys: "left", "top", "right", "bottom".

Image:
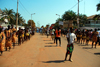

{"left": 0, "top": 33, "right": 100, "bottom": 67}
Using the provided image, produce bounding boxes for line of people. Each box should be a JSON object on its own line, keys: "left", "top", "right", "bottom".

{"left": 0, "top": 25, "right": 35, "bottom": 56}
{"left": 75, "top": 28, "right": 100, "bottom": 48}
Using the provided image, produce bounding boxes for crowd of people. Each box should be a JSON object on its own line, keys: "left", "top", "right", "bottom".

{"left": 41, "top": 27, "right": 100, "bottom": 62}
{"left": 0, "top": 25, "right": 35, "bottom": 56}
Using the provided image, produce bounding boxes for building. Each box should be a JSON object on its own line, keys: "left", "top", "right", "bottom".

{"left": 85, "top": 15, "right": 100, "bottom": 28}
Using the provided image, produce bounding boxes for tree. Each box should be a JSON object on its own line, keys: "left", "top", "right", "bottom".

{"left": 3, "top": 8, "right": 15, "bottom": 24}
{"left": 15, "top": 13, "right": 25, "bottom": 25}
{"left": 97, "top": 3, "right": 100, "bottom": 11}
{"left": 28, "top": 20, "right": 35, "bottom": 28}
{"left": 56, "top": 18, "right": 63, "bottom": 22}
{"left": 62, "top": 10, "right": 77, "bottom": 21}
{"left": 79, "top": 14, "right": 87, "bottom": 26}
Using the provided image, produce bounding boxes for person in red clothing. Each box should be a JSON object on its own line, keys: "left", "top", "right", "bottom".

{"left": 55, "top": 28, "right": 61, "bottom": 46}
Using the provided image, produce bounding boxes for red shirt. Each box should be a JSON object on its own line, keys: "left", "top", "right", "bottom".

{"left": 55, "top": 30, "right": 61, "bottom": 37}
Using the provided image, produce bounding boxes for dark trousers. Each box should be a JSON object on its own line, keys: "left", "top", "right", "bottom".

{"left": 97, "top": 37, "right": 100, "bottom": 45}
{"left": 55, "top": 37, "right": 61, "bottom": 45}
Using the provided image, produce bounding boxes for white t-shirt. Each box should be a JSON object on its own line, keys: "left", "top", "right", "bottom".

{"left": 52, "top": 29, "right": 55, "bottom": 34}
{"left": 69, "top": 33, "right": 76, "bottom": 44}
{"left": 66, "top": 33, "right": 70, "bottom": 38}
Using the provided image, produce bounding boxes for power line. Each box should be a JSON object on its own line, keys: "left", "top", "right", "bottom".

{"left": 19, "top": 0, "right": 31, "bottom": 15}
{"left": 11, "top": 0, "right": 30, "bottom": 16}
{"left": 69, "top": 0, "right": 83, "bottom": 10}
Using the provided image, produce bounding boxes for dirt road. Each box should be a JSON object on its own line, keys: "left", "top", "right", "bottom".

{"left": 0, "top": 33, "right": 100, "bottom": 67}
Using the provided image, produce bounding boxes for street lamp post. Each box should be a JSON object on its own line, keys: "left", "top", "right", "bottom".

{"left": 31, "top": 13, "right": 35, "bottom": 28}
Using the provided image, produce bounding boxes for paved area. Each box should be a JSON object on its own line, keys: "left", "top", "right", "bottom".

{"left": 0, "top": 33, "right": 100, "bottom": 67}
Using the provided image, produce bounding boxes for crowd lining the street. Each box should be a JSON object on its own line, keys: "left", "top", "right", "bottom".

{"left": 0, "top": 25, "right": 35, "bottom": 56}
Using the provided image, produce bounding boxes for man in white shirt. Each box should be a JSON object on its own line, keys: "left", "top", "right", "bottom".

{"left": 65, "top": 28, "right": 76, "bottom": 62}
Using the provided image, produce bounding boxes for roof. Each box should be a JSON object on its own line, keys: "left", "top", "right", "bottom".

{"left": 87, "top": 14, "right": 100, "bottom": 20}
{"left": 87, "top": 15, "right": 97, "bottom": 19}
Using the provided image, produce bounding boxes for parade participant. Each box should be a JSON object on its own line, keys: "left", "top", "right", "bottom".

{"left": 17, "top": 27, "right": 22, "bottom": 45}
{"left": 79, "top": 31, "right": 83, "bottom": 44}
{"left": 26, "top": 29, "right": 30, "bottom": 40}
{"left": 86, "top": 30, "right": 89, "bottom": 45}
{"left": 24, "top": 27, "right": 27, "bottom": 41}
{"left": 0, "top": 28, "right": 4, "bottom": 55}
{"left": 65, "top": 28, "right": 76, "bottom": 62}
{"left": 11, "top": 25, "right": 16, "bottom": 48}
{"left": 76, "top": 30, "right": 80, "bottom": 43}
{"left": 82, "top": 29, "right": 86, "bottom": 44}
{"left": 89, "top": 29, "right": 93, "bottom": 41}
{"left": 47, "top": 27, "right": 49, "bottom": 38}
{"left": 22, "top": 29, "right": 25, "bottom": 43}
{"left": 5, "top": 25, "right": 12, "bottom": 51}
{"left": 55, "top": 27, "right": 61, "bottom": 46}
{"left": 51, "top": 29, "right": 55, "bottom": 40}
{"left": 92, "top": 29, "right": 98, "bottom": 48}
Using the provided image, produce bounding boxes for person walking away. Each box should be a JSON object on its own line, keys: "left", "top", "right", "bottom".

{"left": 22, "top": 29, "right": 25, "bottom": 43}
{"left": 86, "top": 30, "right": 89, "bottom": 45}
{"left": 5, "top": 25, "right": 12, "bottom": 51}
{"left": 51, "top": 29, "right": 55, "bottom": 40}
{"left": 55, "top": 28, "right": 61, "bottom": 46}
{"left": 65, "top": 28, "right": 76, "bottom": 62}
{"left": 82, "top": 30, "right": 86, "bottom": 44}
{"left": 0, "top": 28, "right": 4, "bottom": 55}
{"left": 11, "top": 25, "right": 16, "bottom": 48}
{"left": 92, "top": 29, "right": 98, "bottom": 48}
{"left": 47, "top": 27, "right": 49, "bottom": 38}
{"left": 79, "top": 31, "right": 83, "bottom": 44}
{"left": 17, "top": 27, "right": 22, "bottom": 45}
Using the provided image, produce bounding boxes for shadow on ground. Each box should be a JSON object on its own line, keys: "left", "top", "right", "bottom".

{"left": 94, "top": 53, "right": 100, "bottom": 55}
{"left": 43, "top": 40, "right": 51, "bottom": 41}
{"left": 45, "top": 45, "right": 56, "bottom": 47}
{"left": 41, "top": 37, "right": 45, "bottom": 38}
{"left": 45, "top": 42, "right": 54, "bottom": 44}
{"left": 42, "top": 60, "right": 66, "bottom": 63}
{"left": 82, "top": 47, "right": 92, "bottom": 49}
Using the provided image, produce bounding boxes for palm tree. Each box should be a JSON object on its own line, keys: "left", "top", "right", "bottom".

{"left": 3, "top": 8, "right": 15, "bottom": 24}
{"left": 97, "top": 3, "right": 100, "bottom": 11}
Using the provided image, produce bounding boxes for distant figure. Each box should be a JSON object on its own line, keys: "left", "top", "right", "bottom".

{"left": 55, "top": 28, "right": 61, "bottom": 46}
{"left": 5, "top": 25, "right": 12, "bottom": 51}
{"left": 92, "top": 29, "right": 98, "bottom": 48}
{"left": 17, "top": 27, "right": 22, "bottom": 45}
{"left": 11, "top": 25, "right": 16, "bottom": 48}
{"left": 65, "top": 28, "right": 76, "bottom": 62}
{"left": 0, "top": 28, "right": 4, "bottom": 55}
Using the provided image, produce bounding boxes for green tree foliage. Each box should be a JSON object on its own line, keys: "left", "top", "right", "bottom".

{"left": 97, "top": 3, "right": 100, "bottom": 11}
{"left": 28, "top": 20, "right": 35, "bottom": 28}
{"left": 3, "top": 8, "right": 15, "bottom": 23}
{"left": 62, "top": 10, "right": 77, "bottom": 21}
{"left": 2, "top": 8, "right": 25, "bottom": 26}
{"left": 79, "top": 14, "right": 87, "bottom": 27}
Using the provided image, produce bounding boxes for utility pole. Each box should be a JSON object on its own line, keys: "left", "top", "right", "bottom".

{"left": 31, "top": 13, "right": 35, "bottom": 28}
{"left": 16, "top": 0, "right": 19, "bottom": 30}
{"left": 31, "top": 14, "right": 32, "bottom": 28}
{"left": 77, "top": 0, "right": 79, "bottom": 28}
